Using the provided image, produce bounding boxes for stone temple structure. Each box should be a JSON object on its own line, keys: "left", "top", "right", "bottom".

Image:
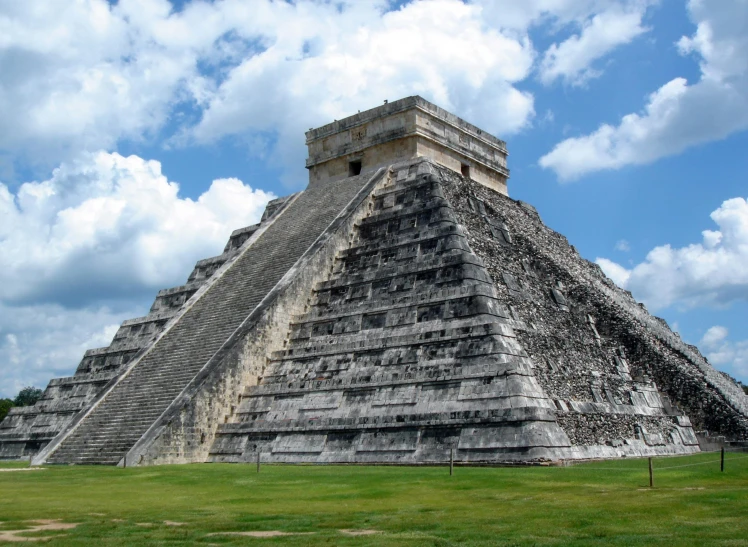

{"left": 1, "top": 96, "right": 747, "bottom": 466}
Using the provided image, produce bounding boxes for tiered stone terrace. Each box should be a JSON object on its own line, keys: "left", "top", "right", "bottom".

{"left": 209, "top": 162, "right": 710, "bottom": 464}
{"left": 40, "top": 174, "right": 377, "bottom": 465}
{"left": 0, "top": 196, "right": 290, "bottom": 461}
{"left": 2, "top": 96, "right": 745, "bottom": 466}
{"left": 210, "top": 162, "right": 568, "bottom": 463}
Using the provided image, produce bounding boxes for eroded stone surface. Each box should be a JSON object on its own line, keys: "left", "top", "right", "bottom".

{"left": 210, "top": 161, "right": 570, "bottom": 464}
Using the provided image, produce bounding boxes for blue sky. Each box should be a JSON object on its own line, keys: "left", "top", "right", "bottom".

{"left": 1, "top": 0, "right": 747, "bottom": 397}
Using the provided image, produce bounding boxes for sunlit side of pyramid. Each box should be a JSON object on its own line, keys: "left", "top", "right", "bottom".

{"left": 0, "top": 199, "right": 292, "bottom": 460}
{"left": 2, "top": 96, "right": 746, "bottom": 466}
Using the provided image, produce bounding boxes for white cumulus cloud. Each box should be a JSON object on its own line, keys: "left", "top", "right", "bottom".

{"left": 0, "top": 150, "right": 273, "bottom": 397}
{"left": 186, "top": 0, "right": 537, "bottom": 183}
{"left": 0, "top": 0, "right": 672, "bottom": 185}
{"left": 0, "top": 0, "right": 542, "bottom": 183}
{"left": 0, "top": 303, "right": 130, "bottom": 398}
{"left": 539, "top": 3, "right": 652, "bottom": 86}
{"left": 596, "top": 197, "right": 748, "bottom": 310}
{"left": 0, "top": 0, "right": 208, "bottom": 169}
{"left": 699, "top": 326, "right": 748, "bottom": 381}
{"left": 539, "top": 0, "right": 748, "bottom": 180}
{"left": 0, "top": 151, "right": 274, "bottom": 307}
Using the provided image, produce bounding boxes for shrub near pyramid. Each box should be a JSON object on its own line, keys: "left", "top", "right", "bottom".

{"left": 1, "top": 97, "right": 744, "bottom": 466}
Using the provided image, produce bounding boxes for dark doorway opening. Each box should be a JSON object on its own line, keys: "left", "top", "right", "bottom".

{"left": 461, "top": 163, "right": 471, "bottom": 179}
{"left": 349, "top": 160, "right": 362, "bottom": 177}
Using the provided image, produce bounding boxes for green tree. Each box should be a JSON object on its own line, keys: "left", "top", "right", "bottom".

{"left": 13, "top": 386, "right": 43, "bottom": 407}
{"left": 0, "top": 398, "right": 13, "bottom": 422}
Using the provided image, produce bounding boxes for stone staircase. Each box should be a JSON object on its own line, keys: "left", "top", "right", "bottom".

{"left": 41, "top": 173, "right": 374, "bottom": 465}
{"left": 210, "top": 163, "right": 569, "bottom": 464}
{"left": 0, "top": 196, "right": 297, "bottom": 461}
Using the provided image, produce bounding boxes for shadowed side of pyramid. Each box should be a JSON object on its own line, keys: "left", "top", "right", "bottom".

{"left": 437, "top": 167, "right": 748, "bottom": 458}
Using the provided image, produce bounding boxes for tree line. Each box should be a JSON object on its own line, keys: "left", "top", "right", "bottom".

{"left": 0, "top": 387, "right": 44, "bottom": 422}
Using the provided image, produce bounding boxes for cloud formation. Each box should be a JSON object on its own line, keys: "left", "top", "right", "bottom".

{"left": 0, "top": 151, "right": 273, "bottom": 307}
{"left": 0, "top": 0, "right": 536, "bottom": 179}
{"left": 539, "top": 3, "right": 652, "bottom": 86}
{"left": 1, "top": 0, "right": 658, "bottom": 184}
{"left": 0, "top": 1, "right": 199, "bottom": 168}
{"left": 0, "top": 303, "right": 129, "bottom": 398}
{"left": 540, "top": 0, "right": 748, "bottom": 180}
{"left": 183, "top": 0, "right": 540, "bottom": 183}
{"left": 0, "top": 150, "right": 272, "bottom": 396}
{"left": 699, "top": 326, "right": 748, "bottom": 381}
{"left": 596, "top": 197, "right": 748, "bottom": 311}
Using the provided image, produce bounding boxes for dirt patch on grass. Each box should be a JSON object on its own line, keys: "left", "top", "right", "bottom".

{"left": 163, "top": 521, "right": 186, "bottom": 527}
{"left": 0, "top": 468, "right": 45, "bottom": 473}
{"left": 0, "top": 520, "right": 78, "bottom": 542}
{"left": 207, "top": 531, "right": 315, "bottom": 538}
{"left": 339, "top": 529, "right": 381, "bottom": 536}
{"left": 26, "top": 521, "right": 74, "bottom": 528}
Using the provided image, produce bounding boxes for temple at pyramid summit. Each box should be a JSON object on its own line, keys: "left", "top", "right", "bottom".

{"left": 2, "top": 96, "right": 747, "bottom": 466}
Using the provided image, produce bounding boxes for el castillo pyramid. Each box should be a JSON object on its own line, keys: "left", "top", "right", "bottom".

{"left": 2, "top": 96, "right": 747, "bottom": 466}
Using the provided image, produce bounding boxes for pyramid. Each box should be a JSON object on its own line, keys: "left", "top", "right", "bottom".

{"left": 2, "top": 96, "right": 746, "bottom": 466}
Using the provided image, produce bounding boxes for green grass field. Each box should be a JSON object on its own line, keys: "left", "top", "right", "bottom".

{"left": 1, "top": 451, "right": 747, "bottom": 546}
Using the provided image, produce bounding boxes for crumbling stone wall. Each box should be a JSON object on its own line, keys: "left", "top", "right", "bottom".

{"left": 439, "top": 167, "right": 747, "bottom": 443}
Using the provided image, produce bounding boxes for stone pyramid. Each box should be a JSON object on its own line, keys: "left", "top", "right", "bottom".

{"left": 2, "top": 96, "right": 746, "bottom": 466}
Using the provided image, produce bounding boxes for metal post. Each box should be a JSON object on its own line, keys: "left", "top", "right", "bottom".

{"left": 648, "top": 457, "right": 654, "bottom": 488}
{"left": 450, "top": 448, "right": 454, "bottom": 476}
{"left": 721, "top": 447, "right": 725, "bottom": 472}
{"left": 257, "top": 452, "right": 261, "bottom": 473}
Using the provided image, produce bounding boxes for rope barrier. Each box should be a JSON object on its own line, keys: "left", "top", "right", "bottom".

{"left": 553, "top": 466, "right": 644, "bottom": 471}
{"left": 554, "top": 452, "right": 748, "bottom": 472}
{"left": 655, "top": 460, "right": 723, "bottom": 470}
{"left": 703, "top": 447, "right": 748, "bottom": 454}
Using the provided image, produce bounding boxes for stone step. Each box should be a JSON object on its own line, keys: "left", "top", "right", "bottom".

{"left": 45, "top": 173, "right": 374, "bottom": 465}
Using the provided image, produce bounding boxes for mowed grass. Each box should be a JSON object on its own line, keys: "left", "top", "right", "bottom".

{"left": 1, "top": 452, "right": 747, "bottom": 546}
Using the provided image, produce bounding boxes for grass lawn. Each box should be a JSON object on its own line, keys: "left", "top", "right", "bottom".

{"left": 0, "top": 451, "right": 747, "bottom": 546}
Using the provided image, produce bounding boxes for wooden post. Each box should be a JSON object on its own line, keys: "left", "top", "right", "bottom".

{"left": 721, "top": 447, "right": 725, "bottom": 472}
{"left": 450, "top": 448, "right": 454, "bottom": 476}
{"left": 257, "top": 452, "right": 261, "bottom": 473}
{"left": 648, "top": 457, "right": 654, "bottom": 488}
